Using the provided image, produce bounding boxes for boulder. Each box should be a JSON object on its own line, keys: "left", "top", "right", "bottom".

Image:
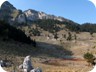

{"left": 0, "top": 60, "right": 12, "bottom": 67}
{"left": 0, "top": 60, "right": 5, "bottom": 67}
{"left": 19, "top": 55, "right": 42, "bottom": 72}
{"left": 23, "top": 55, "right": 33, "bottom": 72}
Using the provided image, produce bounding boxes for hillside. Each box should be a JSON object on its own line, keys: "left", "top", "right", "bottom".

{"left": 0, "top": 1, "right": 96, "bottom": 72}
{"left": 1, "top": 31, "right": 95, "bottom": 72}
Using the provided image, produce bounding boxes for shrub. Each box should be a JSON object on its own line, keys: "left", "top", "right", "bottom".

{"left": 83, "top": 52, "right": 94, "bottom": 65}
{"left": 67, "top": 32, "right": 72, "bottom": 41}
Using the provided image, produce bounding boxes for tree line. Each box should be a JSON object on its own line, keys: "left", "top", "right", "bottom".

{"left": 30, "top": 19, "right": 96, "bottom": 34}
{"left": 0, "top": 20, "right": 36, "bottom": 47}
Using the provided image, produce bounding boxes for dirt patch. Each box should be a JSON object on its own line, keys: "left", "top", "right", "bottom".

{"left": 42, "top": 58, "right": 86, "bottom": 67}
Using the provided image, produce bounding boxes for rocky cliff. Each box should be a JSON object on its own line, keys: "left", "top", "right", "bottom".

{"left": 0, "top": 1, "right": 73, "bottom": 24}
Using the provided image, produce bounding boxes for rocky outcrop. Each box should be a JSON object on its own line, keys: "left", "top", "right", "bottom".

{"left": 0, "top": 1, "right": 19, "bottom": 23}
{"left": 19, "top": 55, "right": 42, "bottom": 72}
{"left": 24, "top": 9, "right": 67, "bottom": 22}
{"left": 16, "top": 13, "right": 26, "bottom": 23}
{"left": 1, "top": 1, "right": 16, "bottom": 10}
{"left": 24, "top": 9, "right": 39, "bottom": 21}
{"left": 23, "top": 55, "right": 33, "bottom": 72}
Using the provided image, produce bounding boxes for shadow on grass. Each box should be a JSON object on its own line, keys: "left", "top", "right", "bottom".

{"left": 0, "top": 40, "right": 74, "bottom": 67}
{"left": 32, "top": 41, "right": 73, "bottom": 59}
{"left": 0, "top": 41, "right": 73, "bottom": 60}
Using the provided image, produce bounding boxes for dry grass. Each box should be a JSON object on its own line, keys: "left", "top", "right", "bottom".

{"left": 1, "top": 32, "right": 96, "bottom": 72}
{"left": 3, "top": 57, "right": 93, "bottom": 72}
{"left": 31, "top": 58, "right": 93, "bottom": 72}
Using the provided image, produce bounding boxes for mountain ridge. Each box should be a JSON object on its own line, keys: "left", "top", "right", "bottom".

{"left": 0, "top": 1, "right": 77, "bottom": 25}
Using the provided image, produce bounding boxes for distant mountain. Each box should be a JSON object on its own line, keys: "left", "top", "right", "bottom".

{"left": 0, "top": 1, "right": 75, "bottom": 24}
{"left": 1, "top": 1, "right": 96, "bottom": 35}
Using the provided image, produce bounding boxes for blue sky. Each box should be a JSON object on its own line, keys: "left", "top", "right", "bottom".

{"left": 8, "top": 0, "right": 96, "bottom": 24}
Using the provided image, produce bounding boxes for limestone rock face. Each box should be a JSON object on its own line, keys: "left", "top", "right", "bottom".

{"left": 24, "top": 9, "right": 39, "bottom": 21}
{"left": 24, "top": 9, "right": 66, "bottom": 22}
{"left": 16, "top": 14, "right": 26, "bottom": 23}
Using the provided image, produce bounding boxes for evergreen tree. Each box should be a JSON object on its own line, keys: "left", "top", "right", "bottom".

{"left": 67, "top": 32, "right": 72, "bottom": 41}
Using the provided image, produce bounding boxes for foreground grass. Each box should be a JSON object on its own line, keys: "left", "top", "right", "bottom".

{"left": 0, "top": 39, "right": 93, "bottom": 72}
{"left": 4, "top": 57, "right": 93, "bottom": 72}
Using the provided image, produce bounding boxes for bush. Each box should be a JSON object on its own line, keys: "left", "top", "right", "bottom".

{"left": 83, "top": 52, "right": 94, "bottom": 65}
{"left": 67, "top": 32, "right": 72, "bottom": 41}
